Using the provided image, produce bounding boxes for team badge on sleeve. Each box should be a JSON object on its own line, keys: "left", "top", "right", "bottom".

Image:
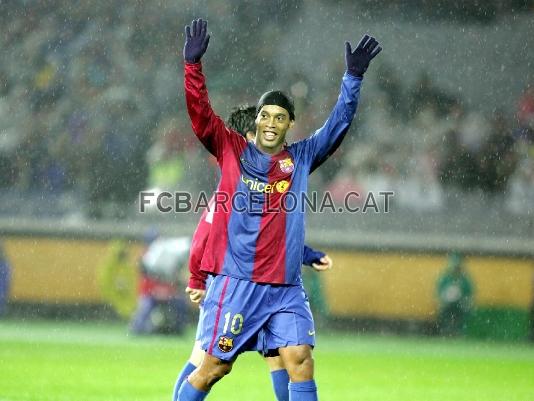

{"left": 218, "top": 336, "right": 234, "bottom": 352}
{"left": 278, "top": 158, "right": 294, "bottom": 173}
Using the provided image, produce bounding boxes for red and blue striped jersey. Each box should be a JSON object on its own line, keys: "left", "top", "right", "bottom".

{"left": 184, "top": 62, "right": 362, "bottom": 285}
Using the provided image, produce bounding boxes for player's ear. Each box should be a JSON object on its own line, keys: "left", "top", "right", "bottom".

{"left": 289, "top": 120, "right": 295, "bottom": 129}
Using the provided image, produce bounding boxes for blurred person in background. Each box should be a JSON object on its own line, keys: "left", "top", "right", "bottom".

{"left": 505, "top": 82, "right": 534, "bottom": 215}
{"left": 436, "top": 252, "right": 474, "bottom": 336}
{"left": 516, "top": 83, "right": 534, "bottom": 144}
{"left": 98, "top": 239, "right": 138, "bottom": 320}
{"left": 86, "top": 90, "right": 150, "bottom": 219}
{"left": 0, "top": 241, "right": 11, "bottom": 317}
{"left": 407, "top": 71, "right": 456, "bottom": 119}
{"left": 146, "top": 118, "right": 186, "bottom": 194}
{"left": 478, "top": 110, "right": 518, "bottom": 194}
{"left": 130, "top": 230, "right": 189, "bottom": 335}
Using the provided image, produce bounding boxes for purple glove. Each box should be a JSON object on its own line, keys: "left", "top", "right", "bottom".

{"left": 345, "top": 34, "right": 382, "bottom": 78}
{"left": 183, "top": 18, "right": 210, "bottom": 63}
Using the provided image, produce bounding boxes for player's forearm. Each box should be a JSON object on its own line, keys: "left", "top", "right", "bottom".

{"left": 184, "top": 62, "right": 226, "bottom": 154}
{"left": 184, "top": 63, "right": 215, "bottom": 137}
{"left": 319, "top": 73, "right": 361, "bottom": 145}
{"left": 187, "top": 274, "right": 207, "bottom": 290}
{"left": 188, "top": 241, "right": 208, "bottom": 290}
{"left": 302, "top": 244, "right": 325, "bottom": 267}
{"left": 188, "top": 252, "right": 207, "bottom": 290}
{"left": 188, "top": 266, "right": 207, "bottom": 290}
{"left": 308, "top": 74, "right": 362, "bottom": 170}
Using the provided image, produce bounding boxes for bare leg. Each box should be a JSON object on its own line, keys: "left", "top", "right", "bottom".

{"left": 264, "top": 355, "right": 285, "bottom": 371}
{"left": 187, "top": 352, "right": 234, "bottom": 392}
{"left": 278, "top": 345, "right": 314, "bottom": 382}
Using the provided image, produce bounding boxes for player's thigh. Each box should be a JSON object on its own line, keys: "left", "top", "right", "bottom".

{"left": 278, "top": 344, "right": 314, "bottom": 377}
{"left": 264, "top": 355, "right": 285, "bottom": 372}
{"left": 189, "top": 340, "right": 205, "bottom": 367}
{"left": 194, "top": 302, "right": 206, "bottom": 342}
{"left": 264, "top": 286, "right": 316, "bottom": 350}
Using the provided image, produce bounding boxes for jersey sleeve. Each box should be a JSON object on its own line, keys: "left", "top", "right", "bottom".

{"left": 187, "top": 209, "right": 212, "bottom": 290}
{"left": 300, "top": 73, "right": 362, "bottom": 173}
{"left": 184, "top": 62, "right": 232, "bottom": 160}
{"left": 302, "top": 244, "right": 325, "bottom": 267}
{"left": 188, "top": 264, "right": 208, "bottom": 290}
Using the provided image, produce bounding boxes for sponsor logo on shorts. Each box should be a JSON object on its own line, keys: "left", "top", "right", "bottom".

{"left": 218, "top": 336, "right": 234, "bottom": 352}
{"left": 308, "top": 330, "right": 315, "bottom": 336}
{"left": 278, "top": 158, "right": 294, "bottom": 173}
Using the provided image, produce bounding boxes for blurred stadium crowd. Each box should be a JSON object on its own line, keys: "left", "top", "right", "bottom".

{"left": 1, "top": 0, "right": 533, "bottom": 222}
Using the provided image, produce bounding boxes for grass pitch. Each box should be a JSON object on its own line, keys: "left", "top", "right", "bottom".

{"left": 1, "top": 319, "right": 534, "bottom": 401}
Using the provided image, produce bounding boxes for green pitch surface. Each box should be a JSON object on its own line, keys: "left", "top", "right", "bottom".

{"left": 1, "top": 319, "right": 534, "bottom": 401}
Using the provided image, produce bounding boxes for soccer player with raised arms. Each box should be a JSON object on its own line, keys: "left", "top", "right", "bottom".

{"left": 172, "top": 105, "right": 333, "bottom": 401}
{"left": 177, "top": 18, "right": 381, "bottom": 401}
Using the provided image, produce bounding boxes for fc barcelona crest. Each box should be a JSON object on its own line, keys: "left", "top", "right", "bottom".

{"left": 218, "top": 336, "right": 234, "bottom": 352}
{"left": 279, "top": 158, "right": 294, "bottom": 173}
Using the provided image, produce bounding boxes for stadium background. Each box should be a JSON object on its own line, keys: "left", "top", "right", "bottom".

{"left": 1, "top": 1, "right": 534, "bottom": 400}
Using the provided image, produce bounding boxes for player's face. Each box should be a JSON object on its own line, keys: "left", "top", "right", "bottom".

{"left": 255, "top": 105, "right": 294, "bottom": 154}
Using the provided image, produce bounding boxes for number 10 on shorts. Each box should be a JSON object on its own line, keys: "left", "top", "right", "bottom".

{"left": 223, "top": 312, "right": 244, "bottom": 335}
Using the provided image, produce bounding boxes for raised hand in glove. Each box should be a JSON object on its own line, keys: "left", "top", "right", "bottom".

{"left": 345, "top": 35, "right": 382, "bottom": 78}
{"left": 183, "top": 18, "right": 210, "bottom": 63}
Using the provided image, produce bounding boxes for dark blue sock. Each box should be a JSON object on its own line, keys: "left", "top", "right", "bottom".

{"left": 176, "top": 380, "right": 208, "bottom": 401}
{"left": 172, "top": 362, "right": 197, "bottom": 401}
{"left": 289, "top": 380, "right": 318, "bottom": 401}
{"left": 270, "top": 369, "right": 290, "bottom": 401}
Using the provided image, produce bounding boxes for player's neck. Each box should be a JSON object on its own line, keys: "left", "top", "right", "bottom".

{"left": 255, "top": 143, "right": 284, "bottom": 156}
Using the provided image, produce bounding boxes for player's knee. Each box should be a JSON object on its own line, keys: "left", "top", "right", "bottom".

{"left": 201, "top": 357, "right": 233, "bottom": 387}
{"left": 206, "top": 364, "right": 232, "bottom": 386}
{"left": 292, "top": 357, "right": 314, "bottom": 381}
{"left": 283, "top": 347, "right": 314, "bottom": 380}
{"left": 294, "top": 353, "right": 314, "bottom": 374}
{"left": 292, "top": 347, "right": 313, "bottom": 365}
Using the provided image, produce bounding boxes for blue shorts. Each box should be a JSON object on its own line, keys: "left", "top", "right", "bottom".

{"left": 198, "top": 275, "right": 315, "bottom": 361}
{"left": 195, "top": 304, "right": 264, "bottom": 354}
{"left": 194, "top": 275, "right": 214, "bottom": 342}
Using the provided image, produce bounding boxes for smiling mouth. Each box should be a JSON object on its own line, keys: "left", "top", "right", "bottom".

{"left": 263, "top": 131, "right": 278, "bottom": 141}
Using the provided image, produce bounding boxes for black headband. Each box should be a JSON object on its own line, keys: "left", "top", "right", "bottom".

{"left": 256, "top": 90, "right": 295, "bottom": 121}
